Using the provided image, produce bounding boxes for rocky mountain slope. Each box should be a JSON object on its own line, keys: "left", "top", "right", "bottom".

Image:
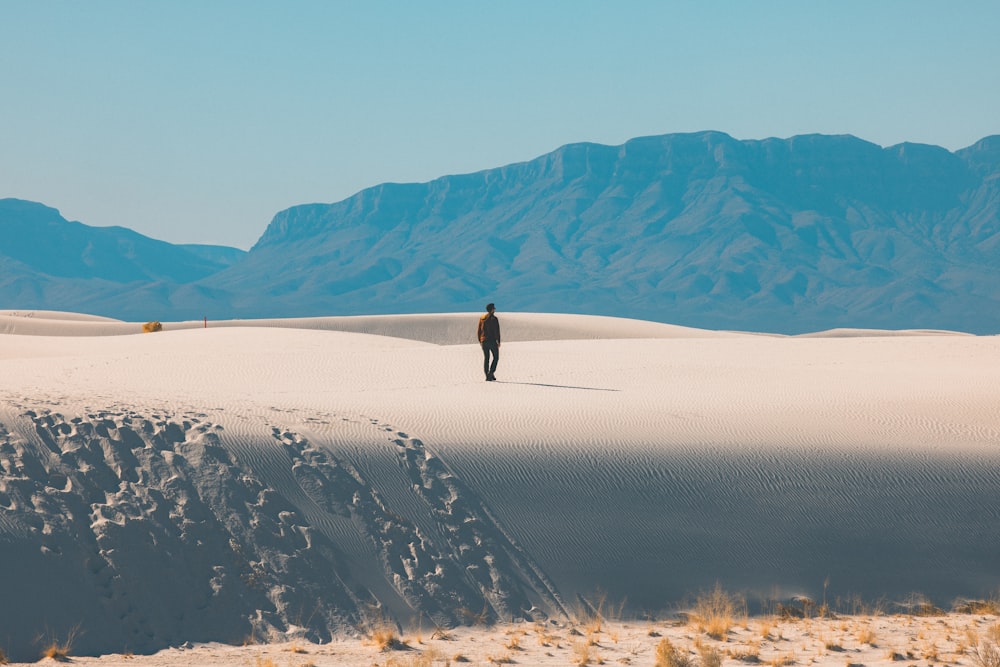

{"left": 3, "top": 131, "right": 999, "bottom": 332}
{"left": 0, "top": 199, "right": 246, "bottom": 318}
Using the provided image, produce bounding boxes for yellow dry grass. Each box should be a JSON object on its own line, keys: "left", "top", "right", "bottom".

{"left": 690, "top": 583, "right": 747, "bottom": 641}
{"left": 656, "top": 638, "right": 694, "bottom": 667}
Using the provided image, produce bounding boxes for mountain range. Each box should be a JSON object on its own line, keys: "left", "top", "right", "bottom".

{"left": 3, "top": 131, "right": 999, "bottom": 333}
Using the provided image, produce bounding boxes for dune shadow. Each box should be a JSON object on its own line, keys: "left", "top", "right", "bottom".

{"left": 496, "top": 381, "right": 620, "bottom": 392}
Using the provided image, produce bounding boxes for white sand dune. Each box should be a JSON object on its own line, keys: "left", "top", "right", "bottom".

{"left": 1, "top": 311, "right": 999, "bottom": 661}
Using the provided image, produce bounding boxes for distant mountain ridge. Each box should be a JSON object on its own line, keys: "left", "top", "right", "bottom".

{"left": 2, "top": 131, "right": 999, "bottom": 333}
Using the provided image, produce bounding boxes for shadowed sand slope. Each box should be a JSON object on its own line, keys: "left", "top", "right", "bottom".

{"left": 0, "top": 312, "right": 998, "bottom": 660}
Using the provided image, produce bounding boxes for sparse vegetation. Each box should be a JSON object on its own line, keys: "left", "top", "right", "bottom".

{"left": 824, "top": 639, "right": 845, "bottom": 652}
{"left": 41, "top": 638, "right": 72, "bottom": 661}
{"left": 769, "top": 653, "right": 796, "bottom": 667}
{"left": 535, "top": 623, "right": 560, "bottom": 647}
{"left": 857, "top": 626, "right": 877, "bottom": 646}
{"left": 285, "top": 642, "right": 308, "bottom": 654}
{"left": 656, "top": 638, "right": 694, "bottom": 667}
{"left": 361, "top": 611, "right": 408, "bottom": 652}
{"left": 730, "top": 646, "right": 761, "bottom": 664}
{"left": 368, "top": 624, "right": 407, "bottom": 652}
{"left": 0, "top": 647, "right": 7, "bottom": 665}
{"left": 13, "top": 603, "right": 1000, "bottom": 666}
{"left": 956, "top": 598, "right": 1000, "bottom": 615}
{"left": 573, "top": 638, "right": 608, "bottom": 666}
{"left": 972, "top": 640, "right": 1000, "bottom": 667}
{"left": 690, "top": 584, "right": 747, "bottom": 640}
{"left": 699, "top": 643, "right": 724, "bottom": 667}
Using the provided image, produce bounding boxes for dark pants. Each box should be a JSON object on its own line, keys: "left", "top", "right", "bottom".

{"left": 481, "top": 340, "right": 499, "bottom": 378}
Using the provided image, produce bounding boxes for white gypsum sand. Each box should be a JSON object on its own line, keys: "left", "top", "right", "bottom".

{"left": 5, "top": 611, "right": 1000, "bottom": 667}
{"left": 0, "top": 310, "right": 998, "bottom": 662}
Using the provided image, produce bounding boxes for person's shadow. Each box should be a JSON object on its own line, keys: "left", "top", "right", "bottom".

{"left": 495, "top": 381, "right": 619, "bottom": 392}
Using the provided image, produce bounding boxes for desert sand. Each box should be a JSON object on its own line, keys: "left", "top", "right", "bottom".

{"left": 1, "top": 310, "right": 999, "bottom": 664}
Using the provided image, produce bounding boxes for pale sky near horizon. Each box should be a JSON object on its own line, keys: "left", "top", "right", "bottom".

{"left": 2, "top": 1, "right": 998, "bottom": 249}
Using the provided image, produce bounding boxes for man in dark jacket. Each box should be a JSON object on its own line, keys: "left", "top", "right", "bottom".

{"left": 477, "top": 303, "right": 501, "bottom": 381}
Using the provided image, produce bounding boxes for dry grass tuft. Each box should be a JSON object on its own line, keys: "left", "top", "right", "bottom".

{"left": 824, "top": 639, "right": 845, "bottom": 652}
{"left": 42, "top": 642, "right": 71, "bottom": 662}
{"left": 769, "top": 653, "right": 796, "bottom": 667}
{"left": 285, "top": 642, "right": 309, "bottom": 654}
{"left": 961, "top": 628, "right": 983, "bottom": 654}
{"left": 700, "top": 643, "right": 724, "bottom": 667}
{"left": 923, "top": 642, "right": 940, "bottom": 662}
{"left": 37, "top": 626, "right": 78, "bottom": 663}
{"left": 691, "top": 584, "right": 747, "bottom": 641}
{"left": 573, "top": 639, "right": 608, "bottom": 666}
{"left": 857, "top": 626, "right": 877, "bottom": 646}
{"left": 656, "top": 638, "right": 694, "bottom": 667}
{"left": 534, "top": 622, "right": 561, "bottom": 648}
{"left": 955, "top": 599, "right": 1000, "bottom": 615}
{"left": 370, "top": 625, "right": 408, "bottom": 652}
{"left": 972, "top": 641, "right": 1000, "bottom": 667}
{"left": 903, "top": 594, "right": 945, "bottom": 617}
{"left": 251, "top": 658, "right": 277, "bottom": 667}
{"left": 0, "top": 647, "right": 7, "bottom": 665}
{"left": 729, "top": 646, "right": 761, "bottom": 664}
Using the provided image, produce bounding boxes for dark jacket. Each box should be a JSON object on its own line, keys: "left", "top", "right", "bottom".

{"left": 478, "top": 312, "right": 500, "bottom": 343}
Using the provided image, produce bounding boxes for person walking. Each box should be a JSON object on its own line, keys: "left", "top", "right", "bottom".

{"left": 477, "top": 303, "right": 501, "bottom": 381}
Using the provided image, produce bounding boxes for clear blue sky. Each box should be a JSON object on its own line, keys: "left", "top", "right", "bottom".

{"left": 2, "top": 1, "right": 998, "bottom": 249}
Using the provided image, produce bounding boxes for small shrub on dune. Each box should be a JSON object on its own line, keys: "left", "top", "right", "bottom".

{"left": 141, "top": 321, "right": 163, "bottom": 333}
{"left": 769, "top": 654, "right": 796, "bottom": 667}
{"left": 699, "top": 644, "right": 724, "bottom": 667}
{"left": 573, "top": 640, "right": 606, "bottom": 666}
{"left": 691, "top": 584, "right": 747, "bottom": 640}
{"left": 973, "top": 641, "right": 1000, "bottom": 667}
{"left": 0, "top": 647, "right": 7, "bottom": 665}
{"left": 729, "top": 645, "right": 761, "bottom": 664}
{"left": 36, "top": 626, "right": 79, "bottom": 663}
{"left": 42, "top": 642, "right": 70, "bottom": 662}
{"left": 368, "top": 624, "right": 407, "bottom": 651}
{"left": 360, "top": 610, "right": 408, "bottom": 652}
{"left": 955, "top": 598, "right": 1000, "bottom": 615}
{"left": 656, "top": 638, "right": 694, "bottom": 667}
{"left": 856, "top": 626, "right": 877, "bottom": 646}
